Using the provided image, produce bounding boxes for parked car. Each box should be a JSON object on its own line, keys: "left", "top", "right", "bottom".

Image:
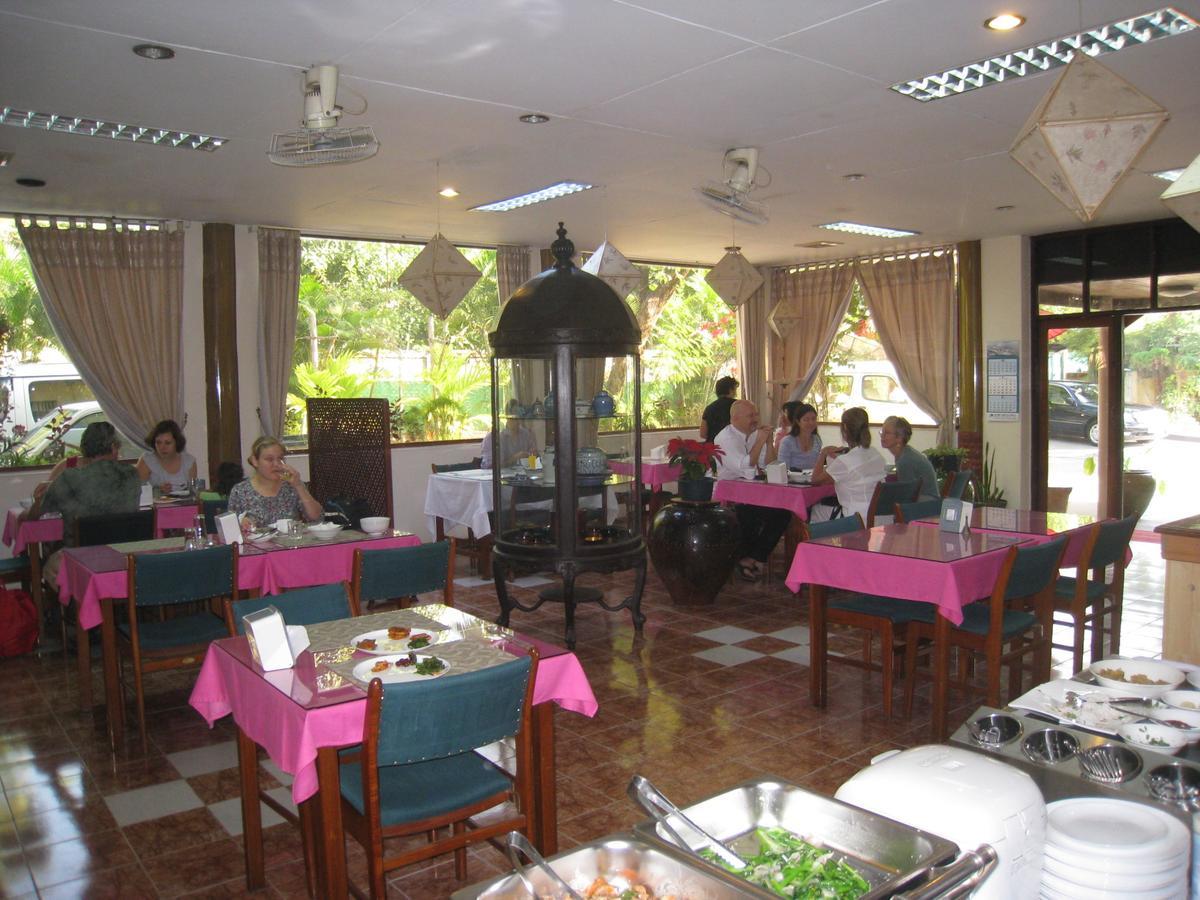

{"left": 821, "top": 362, "right": 937, "bottom": 427}
{"left": 1047, "top": 381, "right": 1162, "bottom": 445}
{"left": 8, "top": 401, "right": 140, "bottom": 462}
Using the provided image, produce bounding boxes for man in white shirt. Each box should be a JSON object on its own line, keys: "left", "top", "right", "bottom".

{"left": 713, "top": 400, "right": 791, "bottom": 581}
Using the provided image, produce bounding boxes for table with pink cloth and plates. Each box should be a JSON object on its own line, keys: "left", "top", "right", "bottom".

{"left": 713, "top": 476, "right": 837, "bottom": 561}
{"left": 786, "top": 522, "right": 1032, "bottom": 740}
{"left": 189, "top": 604, "right": 596, "bottom": 898}
{"left": 608, "top": 457, "right": 682, "bottom": 525}
{"left": 56, "top": 529, "right": 420, "bottom": 744}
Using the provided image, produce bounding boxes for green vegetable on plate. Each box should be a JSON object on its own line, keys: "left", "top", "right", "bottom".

{"left": 700, "top": 826, "right": 869, "bottom": 899}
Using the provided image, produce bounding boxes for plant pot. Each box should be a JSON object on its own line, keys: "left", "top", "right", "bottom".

{"left": 677, "top": 477, "right": 714, "bottom": 502}
{"left": 1122, "top": 469, "right": 1156, "bottom": 523}
{"left": 647, "top": 500, "right": 741, "bottom": 605}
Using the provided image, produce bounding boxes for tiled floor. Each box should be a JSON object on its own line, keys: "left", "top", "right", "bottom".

{"left": 0, "top": 540, "right": 1167, "bottom": 898}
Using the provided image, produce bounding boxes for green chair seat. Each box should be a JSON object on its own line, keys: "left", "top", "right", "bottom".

{"left": 118, "top": 613, "right": 227, "bottom": 651}
{"left": 1054, "top": 575, "right": 1107, "bottom": 602}
{"left": 956, "top": 601, "right": 1036, "bottom": 639}
{"left": 830, "top": 594, "right": 937, "bottom": 624}
{"left": 340, "top": 752, "right": 510, "bottom": 825}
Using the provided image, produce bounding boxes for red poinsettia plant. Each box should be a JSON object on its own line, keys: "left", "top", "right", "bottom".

{"left": 667, "top": 437, "right": 724, "bottom": 481}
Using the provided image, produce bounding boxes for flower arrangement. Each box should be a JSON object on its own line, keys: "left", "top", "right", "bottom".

{"left": 667, "top": 437, "right": 724, "bottom": 481}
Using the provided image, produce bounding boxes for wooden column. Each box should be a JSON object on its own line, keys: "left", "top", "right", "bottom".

{"left": 202, "top": 223, "right": 241, "bottom": 481}
{"left": 956, "top": 240, "right": 983, "bottom": 434}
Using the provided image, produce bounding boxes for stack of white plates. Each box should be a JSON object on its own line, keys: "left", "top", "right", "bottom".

{"left": 1040, "top": 797, "right": 1189, "bottom": 899}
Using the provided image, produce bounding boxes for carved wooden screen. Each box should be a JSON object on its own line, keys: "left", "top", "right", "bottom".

{"left": 305, "top": 398, "right": 393, "bottom": 518}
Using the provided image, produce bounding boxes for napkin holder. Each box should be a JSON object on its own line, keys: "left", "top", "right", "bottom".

{"left": 939, "top": 498, "right": 973, "bottom": 533}
{"left": 243, "top": 605, "right": 311, "bottom": 672}
{"left": 139, "top": 483, "right": 154, "bottom": 508}
{"left": 764, "top": 461, "right": 788, "bottom": 484}
{"left": 648, "top": 444, "right": 667, "bottom": 460}
{"left": 215, "top": 511, "right": 243, "bottom": 545}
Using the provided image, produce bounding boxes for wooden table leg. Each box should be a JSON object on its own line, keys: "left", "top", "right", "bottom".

{"left": 100, "top": 598, "right": 124, "bottom": 748}
{"left": 28, "top": 540, "right": 45, "bottom": 642}
{"left": 809, "top": 584, "right": 828, "bottom": 707}
{"left": 932, "top": 616, "right": 949, "bottom": 741}
{"left": 529, "top": 702, "right": 558, "bottom": 855}
{"left": 75, "top": 600, "right": 92, "bottom": 711}
{"left": 236, "top": 727, "right": 266, "bottom": 890}
{"left": 313, "top": 746, "right": 348, "bottom": 900}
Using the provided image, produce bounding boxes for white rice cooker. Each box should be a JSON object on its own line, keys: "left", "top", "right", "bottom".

{"left": 836, "top": 745, "right": 1045, "bottom": 899}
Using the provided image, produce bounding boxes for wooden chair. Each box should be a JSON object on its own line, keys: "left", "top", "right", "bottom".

{"left": 803, "top": 514, "right": 930, "bottom": 716}
{"left": 223, "top": 581, "right": 358, "bottom": 636}
{"left": 201, "top": 498, "right": 228, "bottom": 533}
{"left": 894, "top": 499, "right": 943, "bottom": 524}
{"left": 942, "top": 469, "right": 973, "bottom": 499}
{"left": 865, "top": 479, "right": 919, "bottom": 527}
{"left": 74, "top": 509, "right": 155, "bottom": 546}
{"left": 351, "top": 539, "right": 455, "bottom": 612}
{"left": 903, "top": 535, "right": 1068, "bottom": 716}
{"left": 430, "top": 462, "right": 492, "bottom": 578}
{"left": 1052, "top": 515, "right": 1137, "bottom": 673}
{"left": 340, "top": 648, "right": 538, "bottom": 896}
{"left": 118, "top": 543, "right": 236, "bottom": 750}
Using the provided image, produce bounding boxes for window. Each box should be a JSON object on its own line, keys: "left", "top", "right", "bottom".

{"left": 862, "top": 375, "right": 899, "bottom": 403}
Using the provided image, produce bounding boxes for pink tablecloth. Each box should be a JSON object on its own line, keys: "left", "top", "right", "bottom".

{"left": 3, "top": 503, "right": 201, "bottom": 554}
{"left": 712, "top": 478, "right": 836, "bottom": 521}
{"left": 57, "top": 533, "right": 422, "bottom": 631}
{"left": 189, "top": 633, "right": 597, "bottom": 803}
{"left": 608, "top": 459, "right": 681, "bottom": 491}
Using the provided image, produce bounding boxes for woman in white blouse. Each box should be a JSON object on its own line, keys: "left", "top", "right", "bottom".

{"left": 810, "top": 406, "right": 886, "bottom": 522}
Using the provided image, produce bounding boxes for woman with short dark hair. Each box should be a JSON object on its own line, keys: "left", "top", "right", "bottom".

{"left": 136, "top": 419, "right": 197, "bottom": 493}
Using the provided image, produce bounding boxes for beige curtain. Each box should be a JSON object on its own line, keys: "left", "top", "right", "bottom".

{"left": 735, "top": 267, "right": 771, "bottom": 410}
{"left": 257, "top": 227, "right": 301, "bottom": 437}
{"left": 496, "top": 245, "right": 530, "bottom": 304}
{"left": 771, "top": 263, "right": 856, "bottom": 402}
{"left": 856, "top": 251, "right": 957, "bottom": 445}
{"left": 18, "top": 218, "right": 183, "bottom": 447}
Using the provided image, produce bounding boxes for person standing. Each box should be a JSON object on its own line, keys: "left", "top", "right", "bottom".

{"left": 699, "top": 376, "right": 738, "bottom": 440}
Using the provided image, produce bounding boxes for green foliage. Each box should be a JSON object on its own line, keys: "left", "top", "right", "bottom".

{"left": 0, "top": 220, "right": 63, "bottom": 362}
{"left": 285, "top": 353, "right": 373, "bottom": 434}
{"left": 395, "top": 347, "right": 490, "bottom": 441}
{"left": 811, "top": 283, "right": 873, "bottom": 419}
{"left": 1125, "top": 312, "right": 1200, "bottom": 424}
{"left": 976, "top": 443, "right": 1006, "bottom": 507}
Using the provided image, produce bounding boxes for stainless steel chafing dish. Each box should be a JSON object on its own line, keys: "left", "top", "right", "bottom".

{"left": 450, "top": 834, "right": 748, "bottom": 899}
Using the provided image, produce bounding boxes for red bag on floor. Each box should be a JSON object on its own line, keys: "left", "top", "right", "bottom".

{"left": 0, "top": 588, "right": 39, "bottom": 657}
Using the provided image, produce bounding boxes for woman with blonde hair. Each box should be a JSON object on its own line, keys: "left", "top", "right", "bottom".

{"left": 811, "top": 407, "right": 887, "bottom": 522}
{"left": 226, "top": 436, "right": 323, "bottom": 528}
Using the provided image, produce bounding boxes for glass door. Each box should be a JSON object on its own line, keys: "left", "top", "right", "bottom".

{"left": 1043, "top": 324, "right": 1111, "bottom": 519}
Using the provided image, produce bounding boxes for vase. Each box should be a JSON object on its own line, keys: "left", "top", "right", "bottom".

{"left": 647, "top": 500, "right": 741, "bottom": 605}
{"left": 1122, "top": 469, "right": 1156, "bottom": 523}
{"left": 677, "top": 477, "right": 714, "bottom": 502}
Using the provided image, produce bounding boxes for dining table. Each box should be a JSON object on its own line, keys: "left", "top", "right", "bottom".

{"left": 713, "top": 476, "right": 838, "bottom": 561}
{"left": 911, "top": 508, "right": 1103, "bottom": 568}
{"left": 424, "top": 468, "right": 494, "bottom": 539}
{"left": 188, "top": 604, "right": 597, "bottom": 899}
{"left": 55, "top": 528, "right": 420, "bottom": 746}
{"left": 607, "top": 457, "right": 681, "bottom": 527}
{"left": 786, "top": 522, "right": 1032, "bottom": 740}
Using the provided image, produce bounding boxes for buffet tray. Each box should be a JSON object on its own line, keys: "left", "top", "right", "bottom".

{"left": 450, "top": 833, "right": 748, "bottom": 899}
{"left": 631, "top": 778, "right": 960, "bottom": 899}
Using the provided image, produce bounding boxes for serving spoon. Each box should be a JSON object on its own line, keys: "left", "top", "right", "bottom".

{"left": 628, "top": 775, "right": 746, "bottom": 870}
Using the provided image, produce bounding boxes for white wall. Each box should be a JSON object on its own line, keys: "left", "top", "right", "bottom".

{"left": 980, "top": 235, "right": 1031, "bottom": 508}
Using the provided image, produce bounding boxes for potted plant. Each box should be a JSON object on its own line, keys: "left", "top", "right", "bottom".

{"left": 667, "top": 437, "right": 723, "bottom": 502}
{"left": 975, "top": 443, "right": 1007, "bottom": 508}
{"left": 1082, "top": 454, "right": 1159, "bottom": 523}
{"left": 923, "top": 445, "right": 967, "bottom": 477}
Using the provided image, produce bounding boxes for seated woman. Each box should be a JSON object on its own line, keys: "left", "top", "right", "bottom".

{"left": 227, "top": 436, "right": 323, "bottom": 529}
{"left": 881, "top": 415, "right": 940, "bottom": 500}
{"left": 778, "top": 402, "right": 822, "bottom": 471}
{"left": 810, "top": 406, "right": 887, "bottom": 522}
{"left": 135, "top": 419, "right": 197, "bottom": 493}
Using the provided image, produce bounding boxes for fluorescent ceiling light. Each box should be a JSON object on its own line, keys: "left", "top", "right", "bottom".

{"left": 471, "top": 181, "right": 593, "bottom": 212}
{"left": 817, "top": 221, "right": 920, "bottom": 238}
{"left": 892, "top": 7, "right": 1197, "bottom": 102}
{"left": 1152, "top": 168, "right": 1183, "bottom": 182}
{"left": 796, "top": 240, "right": 843, "bottom": 248}
{"left": 0, "top": 106, "right": 226, "bottom": 152}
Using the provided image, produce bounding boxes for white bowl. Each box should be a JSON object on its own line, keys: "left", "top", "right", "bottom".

{"left": 306, "top": 522, "right": 343, "bottom": 541}
{"left": 1089, "top": 658, "right": 1185, "bottom": 698}
{"left": 359, "top": 516, "right": 389, "bottom": 534}
{"left": 1146, "top": 704, "right": 1200, "bottom": 733}
{"left": 1160, "top": 690, "right": 1200, "bottom": 711}
{"left": 1118, "top": 721, "right": 1189, "bottom": 755}
{"left": 1187, "top": 669, "right": 1200, "bottom": 690}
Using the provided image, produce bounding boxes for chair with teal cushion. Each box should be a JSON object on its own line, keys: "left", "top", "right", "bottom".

{"left": 339, "top": 649, "right": 537, "bottom": 896}
{"left": 866, "top": 479, "right": 919, "bottom": 527}
{"left": 223, "top": 581, "right": 357, "bottom": 636}
{"left": 803, "top": 514, "right": 932, "bottom": 716}
{"left": 351, "top": 540, "right": 455, "bottom": 612}
{"left": 943, "top": 469, "right": 973, "bottom": 500}
{"left": 895, "top": 499, "right": 944, "bottom": 524}
{"left": 904, "top": 534, "right": 1068, "bottom": 715}
{"left": 118, "top": 543, "right": 237, "bottom": 750}
{"left": 1052, "top": 514, "right": 1135, "bottom": 672}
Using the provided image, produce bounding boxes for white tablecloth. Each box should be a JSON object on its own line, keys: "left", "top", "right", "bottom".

{"left": 424, "top": 470, "right": 495, "bottom": 539}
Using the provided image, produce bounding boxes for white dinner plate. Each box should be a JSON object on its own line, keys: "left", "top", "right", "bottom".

{"left": 787, "top": 471, "right": 812, "bottom": 484}
{"left": 350, "top": 628, "right": 459, "bottom": 655}
{"left": 1043, "top": 839, "right": 1187, "bottom": 876}
{"left": 1044, "top": 797, "right": 1188, "bottom": 859}
{"left": 352, "top": 654, "right": 450, "bottom": 684}
{"left": 166, "top": 489, "right": 192, "bottom": 498}
{"left": 1187, "top": 670, "right": 1200, "bottom": 690}
{"left": 1039, "top": 867, "right": 1185, "bottom": 900}
{"left": 1042, "top": 849, "right": 1185, "bottom": 890}
{"left": 1009, "top": 679, "right": 1143, "bottom": 735}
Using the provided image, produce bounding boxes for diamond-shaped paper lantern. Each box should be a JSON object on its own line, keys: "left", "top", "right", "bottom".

{"left": 397, "top": 233, "right": 481, "bottom": 318}
{"left": 1010, "top": 53, "right": 1167, "bottom": 222}
{"left": 1161, "top": 152, "right": 1200, "bottom": 234}
{"left": 580, "top": 241, "right": 647, "bottom": 299}
{"left": 705, "top": 246, "right": 763, "bottom": 309}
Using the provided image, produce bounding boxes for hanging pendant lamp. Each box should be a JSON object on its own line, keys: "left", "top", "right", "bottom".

{"left": 1009, "top": 52, "right": 1168, "bottom": 222}
{"left": 580, "top": 241, "right": 647, "bottom": 300}
{"left": 398, "top": 233, "right": 481, "bottom": 318}
{"left": 1161, "top": 152, "right": 1200, "bottom": 234}
{"left": 706, "top": 245, "right": 763, "bottom": 308}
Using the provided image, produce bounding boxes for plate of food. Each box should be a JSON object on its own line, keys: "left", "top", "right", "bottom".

{"left": 787, "top": 470, "right": 812, "bottom": 484}
{"left": 352, "top": 654, "right": 449, "bottom": 684}
{"left": 1009, "top": 679, "right": 1143, "bottom": 735}
{"left": 1089, "top": 658, "right": 1185, "bottom": 698}
{"left": 245, "top": 528, "right": 276, "bottom": 543}
{"left": 351, "top": 627, "right": 454, "bottom": 655}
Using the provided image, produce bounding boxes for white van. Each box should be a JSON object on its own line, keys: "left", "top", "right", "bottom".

{"left": 1, "top": 360, "right": 93, "bottom": 432}
{"left": 818, "top": 361, "right": 937, "bottom": 427}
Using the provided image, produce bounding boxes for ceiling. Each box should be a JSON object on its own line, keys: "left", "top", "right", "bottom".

{"left": 1, "top": 0, "right": 1198, "bottom": 267}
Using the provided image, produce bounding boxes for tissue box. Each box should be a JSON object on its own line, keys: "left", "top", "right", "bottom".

{"left": 939, "top": 499, "right": 973, "bottom": 533}
{"left": 215, "top": 511, "right": 242, "bottom": 545}
{"left": 243, "top": 606, "right": 311, "bottom": 672}
{"left": 648, "top": 444, "right": 667, "bottom": 460}
{"left": 764, "top": 461, "right": 788, "bottom": 484}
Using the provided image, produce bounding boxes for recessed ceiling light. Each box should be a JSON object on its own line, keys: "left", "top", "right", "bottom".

{"left": 796, "top": 240, "right": 843, "bottom": 248}
{"left": 984, "top": 13, "right": 1025, "bottom": 31}
{"left": 438, "top": 187, "right": 459, "bottom": 198}
{"left": 15, "top": 177, "right": 45, "bottom": 188}
{"left": 817, "top": 221, "right": 919, "bottom": 238}
{"left": 0, "top": 107, "right": 226, "bottom": 152}
{"left": 1151, "top": 168, "right": 1184, "bottom": 182}
{"left": 842, "top": 173, "right": 866, "bottom": 182}
{"left": 519, "top": 113, "right": 550, "bottom": 125}
{"left": 471, "top": 181, "right": 593, "bottom": 212}
{"left": 132, "top": 43, "right": 175, "bottom": 60}
{"left": 892, "top": 7, "right": 1197, "bottom": 102}
{"left": 0, "top": 151, "right": 11, "bottom": 168}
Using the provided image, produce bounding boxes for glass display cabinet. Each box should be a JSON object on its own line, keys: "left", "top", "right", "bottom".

{"left": 488, "top": 223, "right": 646, "bottom": 648}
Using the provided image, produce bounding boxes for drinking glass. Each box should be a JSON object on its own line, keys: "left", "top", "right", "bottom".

{"left": 192, "top": 514, "right": 207, "bottom": 548}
